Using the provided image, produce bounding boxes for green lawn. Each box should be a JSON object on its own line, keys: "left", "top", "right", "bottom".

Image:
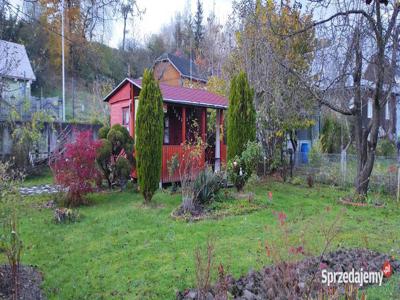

{"left": 23, "top": 168, "right": 53, "bottom": 187}
{"left": 8, "top": 181, "right": 400, "bottom": 299}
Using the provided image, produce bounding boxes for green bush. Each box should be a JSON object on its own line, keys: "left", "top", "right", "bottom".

{"left": 107, "top": 124, "right": 131, "bottom": 154}
{"left": 115, "top": 157, "right": 131, "bottom": 190}
{"left": 193, "top": 168, "right": 223, "bottom": 205}
{"left": 320, "top": 115, "right": 349, "bottom": 153}
{"left": 376, "top": 139, "right": 396, "bottom": 157}
{"left": 96, "top": 124, "right": 134, "bottom": 189}
{"left": 290, "top": 176, "right": 303, "bottom": 186}
{"left": 136, "top": 69, "right": 164, "bottom": 203}
{"left": 309, "top": 140, "right": 323, "bottom": 167}
{"left": 54, "top": 208, "right": 80, "bottom": 224}
{"left": 227, "top": 141, "right": 261, "bottom": 191}
{"left": 227, "top": 71, "right": 256, "bottom": 161}
{"left": 98, "top": 126, "right": 110, "bottom": 139}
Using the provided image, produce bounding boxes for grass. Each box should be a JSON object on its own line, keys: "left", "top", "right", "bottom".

{"left": 23, "top": 167, "right": 53, "bottom": 187}
{"left": 5, "top": 181, "right": 400, "bottom": 299}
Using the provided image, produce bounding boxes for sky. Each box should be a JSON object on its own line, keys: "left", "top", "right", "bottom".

{"left": 11, "top": 0, "right": 233, "bottom": 49}
{"left": 110, "top": 0, "right": 233, "bottom": 48}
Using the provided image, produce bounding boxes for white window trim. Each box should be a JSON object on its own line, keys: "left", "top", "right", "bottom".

{"left": 385, "top": 101, "right": 390, "bottom": 120}
{"left": 367, "top": 99, "right": 373, "bottom": 119}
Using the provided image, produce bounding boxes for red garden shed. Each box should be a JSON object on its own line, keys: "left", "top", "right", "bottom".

{"left": 103, "top": 78, "right": 228, "bottom": 183}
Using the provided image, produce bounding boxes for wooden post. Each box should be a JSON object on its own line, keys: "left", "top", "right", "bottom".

{"left": 215, "top": 109, "right": 221, "bottom": 172}
{"left": 397, "top": 166, "right": 400, "bottom": 202}
{"left": 182, "top": 106, "right": 186, "bottom": 143}
{"left": 201, "top": 108, "right": 206, "bottom": 143}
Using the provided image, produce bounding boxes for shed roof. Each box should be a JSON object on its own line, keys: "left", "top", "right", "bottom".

{"left": 0, "top": 40, "right": 36, "bottom": 81}
{"left": 103, "top": 78, "right": 228, "bottom": 109}
{"left": 155, "top": 53, "right": 207, "bottom": 83}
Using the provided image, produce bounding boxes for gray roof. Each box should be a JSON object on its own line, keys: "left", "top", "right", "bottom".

{"left": 0, "top": 40, "right": 36, "bottom": 81}
{"left": 363, "top": 54, "right": 393, "bottom": 85}
{"left": 155, "top": 53, "right": 207, "bottom": 83}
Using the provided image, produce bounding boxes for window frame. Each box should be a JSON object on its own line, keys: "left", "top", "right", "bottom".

{"left": 385, "top": 101, "right": 390, "bottom": 120}
{"left": 122, "top": 106, "right": 130, "bottom": 132}
{"left": 163, "top": 112, "right": 170, "bottom": 145}
{"left": 367, "top": 99, "right": 373, "bottom": 119}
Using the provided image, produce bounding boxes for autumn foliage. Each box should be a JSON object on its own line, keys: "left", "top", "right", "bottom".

{"left": 50, "top": 130, "right": 102, "bottom": 207}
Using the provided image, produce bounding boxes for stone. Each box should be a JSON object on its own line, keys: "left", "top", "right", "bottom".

{"left": 242, "top": 289, "right": 257, "bottom": 300}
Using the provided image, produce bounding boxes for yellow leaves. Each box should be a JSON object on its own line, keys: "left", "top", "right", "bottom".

{"left": 275, "top": 130, "right": 284, "bottom": 138}
{"left": 206, "top": 76, "right": 228, "bottom": 97}
{"left": 39, "top": 0, "right": 85, "bottom": 70}
{"left": 239, "top": 0, "right": 315, "bottom": 74}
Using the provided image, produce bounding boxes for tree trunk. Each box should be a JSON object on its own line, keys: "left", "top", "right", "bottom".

{"left": 122, "top": 15, "right": 128, "bottom": 51}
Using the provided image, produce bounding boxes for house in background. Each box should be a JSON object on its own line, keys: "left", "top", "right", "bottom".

{"left": 0, "top": 40, "right": 83, "bottom": 163}
{"left": 0, "top": 40, "right": 36, "bottom": 106}
{"left": 104, "top": 77, "right": 227, "bottom": 183}
{"left": 361, "top": 56, "right": 398, "bottom": 140}
{"left": 295, "top": 55, "right": 400, "bottom": 164}
{"left": 153, "top": 53, "right": 207, "bottom": 87}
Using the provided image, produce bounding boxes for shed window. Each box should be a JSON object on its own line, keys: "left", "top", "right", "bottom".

{"left": 164, "top": 114, "right": 170, "bottom": 144}
{"left": 367, "top": 99, "right": 372, "bottom": 119}
{"left": 122, "top": 106, "right": 130, "bottom": 132}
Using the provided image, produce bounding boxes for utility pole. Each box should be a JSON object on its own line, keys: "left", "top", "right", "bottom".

{"left": 189, "top": 0, "right": 192, "bottom": 86}
{"left": 72, "top": 76, "right": 75, "bottom": 119}
{"left": 61, "top": 0, "right": 66, "bottom": 121}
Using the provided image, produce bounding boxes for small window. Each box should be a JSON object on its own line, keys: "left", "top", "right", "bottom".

{"left": 349, "top": 97, "right": 354, "bottom": 110}
{"left": 164, "top": 114, "right": 170, "bottom": 144}
{"left": 367, "top": 99, "right": 372, "bottom": 118}
{"left": 385, "top": 102, "right": 390, "bottom": 120}
{"left": 122, "top": 106, "right": 130, "bottom": 132}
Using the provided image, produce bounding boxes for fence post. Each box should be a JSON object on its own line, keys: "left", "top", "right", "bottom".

{"left": 263, "top": 156, "right": 266, "bottom": 177}
{"left": 397, "top": 166, "right": 400, "bottom": 202}
{"left": 340, "top": 150, "right": 347, "bottom": 186}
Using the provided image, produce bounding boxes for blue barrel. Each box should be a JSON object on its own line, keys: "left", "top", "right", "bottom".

{"left": 300, "top": 143, "right": 309, "bottom": 164}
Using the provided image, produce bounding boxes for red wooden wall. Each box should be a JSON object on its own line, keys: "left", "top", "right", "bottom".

{"left": 108, "top": 81, "right": 227, "bottom": 183}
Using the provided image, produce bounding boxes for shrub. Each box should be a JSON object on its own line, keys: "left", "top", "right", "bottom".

{"left": 291, "top": 176, "right": 303, "bottom": 186}
{"left": 376, "top": 138, "right": 396, "bottom": 157}
{"left": 320, "top": 115, "right": 349, "bottom": 153}
{"left": 167, "top": 154, "right": 179, "bottom": 177}
{"left": 50, "top": 130, "right": 102, "bottom": 207}
{"left": 54, "top": 208, "right": 80, "bottom": 224}
{"left": 309, "top": 140, "right": 323, "bottom": 167}
{"left": 195, "top": 238, "right": 215, "bottom": 300}
{"left": 115, "top": 157, "right": 131, "bottom": 190}
{"left": 10, "top": 112, "right": 50, "bottom": 172}
{"left": 107, "top": 124, "right": 131, "bottom": 154}
{"left": 179, "top": 137, "right": 207, "bottom": 213}
{"left": 193, "top": 168, "right": 223, "bottom": 205}
{"left": 136, "top": 69, "right": 164, "bottom": 203}
{"left": 96, "top": 124, "right": 134, "bottom": 189}
{"left": 227, "top": 141, "right": 261, "bottom": 191}
{"left": 98, "top": 125, "right": 110, "bottom": 139}
{"left": 0, "top": 162, "right": 24, "bottom": 299}
{"left": 227, "top": 71, "right": 256, "bottom": 161}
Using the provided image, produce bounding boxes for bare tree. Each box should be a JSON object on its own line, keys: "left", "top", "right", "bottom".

{"left": 274, "top": 0, "right": 400, "bottom": 197}
{"left": 229, "top": 0, "right": 316, "bottom": 167}
{"left": 120, "top": 0, "right": 144, "bottom": 51}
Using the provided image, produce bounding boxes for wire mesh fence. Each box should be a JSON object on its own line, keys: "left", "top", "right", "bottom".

{"left": 291, "top": 152, "right": 399, "bottom": 195}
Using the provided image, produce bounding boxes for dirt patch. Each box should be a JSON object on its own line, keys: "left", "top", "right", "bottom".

{"left": 171, "top": 205, "right": 209, "bottom": 222}
{"left": 0, "top": 265, "right": 44, "bottom": 300}
{"left": 339, "top": 197, "right": 385, "bottom": 208}
{"left": 177, "top": 248, "right": 400, "bottom": 299}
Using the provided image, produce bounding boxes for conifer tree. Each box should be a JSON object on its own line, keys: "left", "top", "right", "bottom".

{"left": 227, "top": 71, "right": 256, "bottom": 161}
{"left": 194, "top": 0, "right": 204, "bottom": 51}
{"left": 136, "top": 69, "right": 164, "bottom": 203}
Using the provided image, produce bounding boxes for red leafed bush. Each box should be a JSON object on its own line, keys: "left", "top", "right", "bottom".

{"left": 50, "top": 130, "right": 102, "bottom": 207}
